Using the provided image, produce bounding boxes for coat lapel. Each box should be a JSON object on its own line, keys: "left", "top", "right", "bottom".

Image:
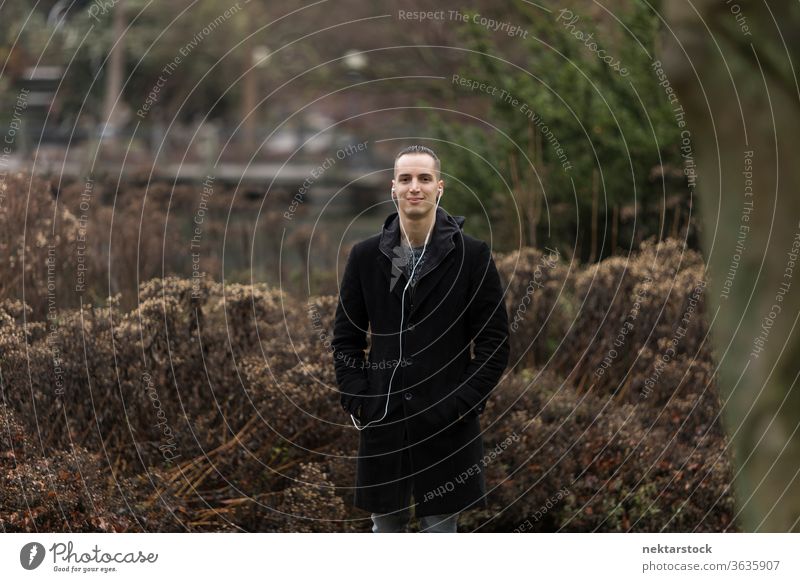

{"left": 377, "top": 207, "right": 465, "bottom": 314}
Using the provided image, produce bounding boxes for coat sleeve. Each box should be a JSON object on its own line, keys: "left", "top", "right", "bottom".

{"left": 455, "top": 241, "right": 510, "bottom": 416}
{"left": 331, "top": 243, "right": 371, "bottom": 415}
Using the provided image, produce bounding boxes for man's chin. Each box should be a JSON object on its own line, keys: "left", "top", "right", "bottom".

{"left": 401, "top": 202, "right": 435, "bottom": 214}
{"left": 400, "top": 208, "right": 433, "bottom": 220}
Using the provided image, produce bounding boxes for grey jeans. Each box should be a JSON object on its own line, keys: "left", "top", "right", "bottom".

{"left": 371, "top": 507, "right": 459, "bottom": 533}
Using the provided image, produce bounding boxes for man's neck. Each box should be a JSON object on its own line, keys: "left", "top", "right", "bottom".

{"left": 399, "top": 212, "right": 436, "bottom": 248}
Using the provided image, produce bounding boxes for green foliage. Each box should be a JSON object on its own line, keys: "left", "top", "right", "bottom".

{"left": 433, "top": 2, "right": 683, "bottom": 252}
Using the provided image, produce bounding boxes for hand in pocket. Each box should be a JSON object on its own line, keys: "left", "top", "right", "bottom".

{"left": 429, "top": 392, "right": 461, "bottom": 429}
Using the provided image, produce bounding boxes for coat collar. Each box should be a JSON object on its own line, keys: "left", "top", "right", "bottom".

{"left": 378, "top": 206, "right": 466, "bottom": 307}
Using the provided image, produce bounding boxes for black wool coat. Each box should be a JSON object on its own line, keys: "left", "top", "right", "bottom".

{"left": 332, "top": 206, "right": 510, "bottom": 517}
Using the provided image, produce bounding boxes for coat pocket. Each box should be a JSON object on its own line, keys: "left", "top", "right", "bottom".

{"left": 362, "top": 366, "right": 389, "bottom": 423}
{"left": 454, "top": 390, "right": 480, "bottom": 421}
{"left": 426, "top": 387, "right": 462, "bottom": 429}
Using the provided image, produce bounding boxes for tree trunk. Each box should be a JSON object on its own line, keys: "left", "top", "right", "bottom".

{"left": 611, "top": 205, "right": 618, "bottom": 255}
{"left": 590, "top": 168, "right": 598, "bottom": 262}
{"left": 102, "top": 0, "right": 125, "bottom": 137}
{"left": 664, "top": 0, "right": 800, "bottom": 532}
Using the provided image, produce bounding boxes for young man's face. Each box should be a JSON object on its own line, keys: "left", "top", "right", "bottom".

{"left": 391, "top": 153, "right": 444, "bottom": 220}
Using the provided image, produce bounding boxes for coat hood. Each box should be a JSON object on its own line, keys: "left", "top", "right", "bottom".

{"left": 378, "top": 206, "right": 466, "bottom": 255}
{"left": 378, "top": 206, "right": 466, "bottom": 294}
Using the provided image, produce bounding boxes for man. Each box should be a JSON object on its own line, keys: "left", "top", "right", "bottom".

{"left": 332, "top": 145, "right": 509, "bottom": 533}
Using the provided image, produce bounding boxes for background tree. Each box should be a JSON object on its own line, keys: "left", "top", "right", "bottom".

{"left": 432, "top": 1, "right": 687, "bottom": 258}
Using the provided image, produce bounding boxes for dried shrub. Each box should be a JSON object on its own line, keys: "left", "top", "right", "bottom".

{"left": 464, "top": 370, "right": 738, "bottom": 533}
{"left": 495, "top": 247, "right": 571, "bottom": 370}
{"left": 0, "top": 173, "right": 82, "bottom": 320}
{"left": 0, "top": 404, "right": 184, "bottom": 532}
{"left": 0, "top": 234, "right": 736, "bottom": 532}
{"left": 552, "top": 238, "right": 710, "bottom": 398}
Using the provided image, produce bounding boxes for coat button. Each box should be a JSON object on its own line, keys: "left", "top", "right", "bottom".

{"left": 404, "top": 392, "right": 413, "bottom": 401}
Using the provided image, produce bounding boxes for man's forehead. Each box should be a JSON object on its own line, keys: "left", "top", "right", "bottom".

{"left": 395, "top": 154, "right": 437, "bottom": 174}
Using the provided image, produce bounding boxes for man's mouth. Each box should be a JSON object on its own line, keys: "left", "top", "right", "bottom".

{"left": 407, "top": 197, "right": 424, "bottom": 204}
